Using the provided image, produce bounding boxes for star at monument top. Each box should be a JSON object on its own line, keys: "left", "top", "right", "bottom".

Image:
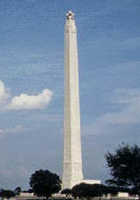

{"left": 66, "top": 11, "right": 74, "bottom": 20}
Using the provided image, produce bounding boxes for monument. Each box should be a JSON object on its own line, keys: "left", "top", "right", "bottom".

{"left": 62, "top": 11, "right": 83, "bottom": 189}
{"left": 62, "top": 11, "right": 101, "bottom": 189}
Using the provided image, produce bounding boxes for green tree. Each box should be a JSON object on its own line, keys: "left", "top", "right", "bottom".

{"left": 29, "top": 169, "right": 61, "bottom": 199}
{"left": 0, "top": 189, "right": 15, "bottom": 199}
{"left": 72, "top": 183, "right": 108, "bottom": 199}
{"left": 72, "top": 183, "right": 89, "bottom": 198}
{"left": 61, "top": 188, "right": 72, "bottom": 197}
{"left": 105, "top": 144, "right": 140, "bottom": 194}
{"left": 14, "top": 187, "right": 21, "bottom": 195}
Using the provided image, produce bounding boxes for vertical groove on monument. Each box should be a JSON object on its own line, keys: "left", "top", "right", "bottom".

{"left": 62, "top": 11, "right": 83, "bottom": 189}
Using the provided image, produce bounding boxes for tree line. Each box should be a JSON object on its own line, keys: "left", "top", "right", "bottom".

{"left": 0, "top": 144, "right": 140, "bottom": 199}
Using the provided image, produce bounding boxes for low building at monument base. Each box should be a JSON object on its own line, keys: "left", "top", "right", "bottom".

{"left": 82, "top": 179, "right": 101, "bottom": 185}
{"left": 105, "top": 192, "right": 138, "bottom": 199}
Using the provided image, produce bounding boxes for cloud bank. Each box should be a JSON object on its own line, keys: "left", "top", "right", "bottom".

{"left": 85, "top": 88, "right": 140, "bottom": 136}
{"left": 0, "top": 80, "right": 53, "bottom": 110}
{"left": 106, "top": 88, "right": 140, "bottom": 124}
{"left": 0, "top": 80, "right": 9, "bottom": 104}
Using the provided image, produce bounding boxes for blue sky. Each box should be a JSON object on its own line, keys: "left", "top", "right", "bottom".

{"left": 0, "top": 0, "right": 140, "bottom": 189}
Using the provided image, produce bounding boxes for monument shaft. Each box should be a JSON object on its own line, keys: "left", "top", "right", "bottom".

{"left": 62, "top": 11, "right": 83, "bottom": 189}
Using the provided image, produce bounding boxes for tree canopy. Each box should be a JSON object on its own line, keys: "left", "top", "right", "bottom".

{"left": 61, "top": 188, "right": 72, "bottom": 197}
{"left": 0, "top": 189, "right": 15, "bottom": 199}
{"left": 72, "top": 183, "right": 108, "bottom": 198}
{"left": 71, "top": 183, "right": 132, "bottom": 198}
{"left": 29, "top": 169, "right": 61, "bottom": 199}
{"left": 14, "top": 187, "right": 21, "bottom": 195}
{"left": 105, "top": 144, "right": 140, "bottom": 193}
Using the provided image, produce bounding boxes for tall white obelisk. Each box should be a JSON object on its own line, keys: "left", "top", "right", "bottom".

{"left": 62, "top": 11, "right": 83, "bottom": 189}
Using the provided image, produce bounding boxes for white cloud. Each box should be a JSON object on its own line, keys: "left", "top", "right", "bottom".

{"left": 7, "top": 89, "right": 53, "bottom": 110}
{"left": 0, "top": 80, "right": 53, "bottom": 110}
{"left": 0, "top": 80, "right": 9, "bottom": 104}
